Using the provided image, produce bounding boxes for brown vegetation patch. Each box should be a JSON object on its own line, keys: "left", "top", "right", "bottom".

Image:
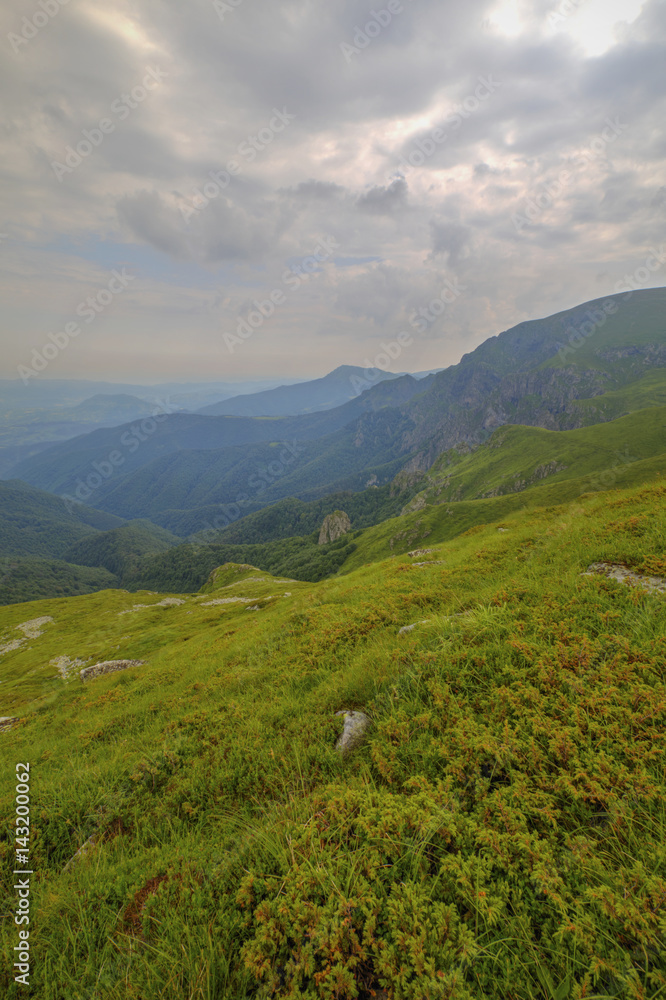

{"left": 123, "top": 874, "right": 171, "bottom": 935}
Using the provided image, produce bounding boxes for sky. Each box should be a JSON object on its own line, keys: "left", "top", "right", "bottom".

{"left": 1, "top": 0, "right": 664, "bottom": 383}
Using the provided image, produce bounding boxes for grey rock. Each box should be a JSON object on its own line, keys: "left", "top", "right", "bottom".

{"left": 80, "top": 659, "right": 145, "bottom": 682}
{"left": 399, "top": 620, "right": 429, "bottom": 634}
{"left": 408, "top": 548, "right": 434, "bottom": 557}
{"left": 583, "top": 563, "right": 666, "bottom": 594}
{"left": 335, "top": 710, "right": 371, "bottom": 755}
{"left": 0, "top": 716, "right": 19, "bottom": 732}
{"left": 318, "top": 510, "right": 352, "bottom": 545}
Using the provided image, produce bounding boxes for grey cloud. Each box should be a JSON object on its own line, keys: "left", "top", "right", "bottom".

{"left": 429, "top": 221, "right": 472, "bottom": 265}
{"left": 282, "top": 180, "right": 346, "bottom": 200}
{"left": 117, "top": 189, "right": 276, "bottom": 264}
{"left": 2, "top": 0, "right": 666, "bottom": 381}
{"left": 356, "top": 177, "right": 408, "bottom": 214}
{"left": 117, "top": 191, "right": 186, "bottom": 258}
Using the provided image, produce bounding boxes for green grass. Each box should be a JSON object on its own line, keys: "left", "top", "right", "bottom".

{"left": 406, "top": 405, "right": 666, "bottom": 506}
{"left": 564, "top": 370, "right": 666, "bottom": 424}
{"left": 0, "top": 478, "right": 665, "bottom": 998}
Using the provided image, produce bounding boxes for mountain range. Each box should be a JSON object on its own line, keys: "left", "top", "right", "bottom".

{"left": 1, "top": 286, "right": 665, "bottom": 604}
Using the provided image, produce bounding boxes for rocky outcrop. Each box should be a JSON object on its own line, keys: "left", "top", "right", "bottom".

{"left": 0, "top": 616, "right": 53, "bottom": 656}
{"left": 80, "top": 659, "right": 145, "bottom": 682}
{"left": 583, "top": 563, "right": 666, "bottom": 594}
{"left": 318, "top": 510, "right": 351, "bottom": 545}
{"left": 479, "top": 459, "right": 569, "bottom": 498}
{"left": 335, "top": 710, "right": 371, "bottom": 755}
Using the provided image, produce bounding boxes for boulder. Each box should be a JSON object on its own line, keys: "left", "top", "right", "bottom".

{"left": 318, "top": 510, "right": 351, "bottom": 545}
{"left": 335, "top": 710, "right": 371, "bottom": 755}
{"left": 80, "top": 659, "right": 145, "bottom": 683}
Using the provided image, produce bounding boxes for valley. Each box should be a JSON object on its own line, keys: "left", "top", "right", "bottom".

{"left": 0, "top": 288, "right": 665, "bottom": 999}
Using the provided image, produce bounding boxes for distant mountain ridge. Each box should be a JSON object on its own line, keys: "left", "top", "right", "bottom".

{"left": 196, "top": 365, "right": 408, "bottom": 416}
{"left": 9, "top": 373, "right": 430, "bottom": 500}
{"left": 6, "top": 287, "right": 666, "bottom": 536}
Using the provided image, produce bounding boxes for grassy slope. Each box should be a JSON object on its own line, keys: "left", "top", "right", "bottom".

{"left": 406, "top": 405, "right": 666, "bottom": 507}
{"left": 341, "top": 451, "right": 666, "bottom": 575}
{"left": 563, "top": 369, "right": 666, "bottom": 424}
{"left": 0, "top": 480, "right": 664, "bottom": 999}
{"left": 538, "top": 288, "right": 666, "bottom": 373}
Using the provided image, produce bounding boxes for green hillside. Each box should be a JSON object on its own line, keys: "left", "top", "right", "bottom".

{"left": 2, "top": 402, "right": 664, "bottom": 605}
{"left": 198, "top": 486, "right": 415, "bottom": 544}
{"left": 560, "top": 369, "right": 666, "bottom": 427}
{"left": 0, "top": 557, "right": 118, "bottom": 606}
{"left": 0, "top": 479, "right": 664, "bottom": 999}
{"left": 343, "top": 455, "right": 666, "bottom": 574}
{"left": 0, "top": 480, "right": 124, "bottom": 559}
{"left": 123, "top": 530, "right": 359, "bottom": 593}
{"left": 63, "top": 520, "right": 182, "bottom": 578}
{"left": 98, "top": 405, "right": 666, "bottom": 595}
{"left": 466, "top": 286, "right": 665, "bottom": 379}
{"left": 405, "top": 405, "right": 666, "bottom": 507}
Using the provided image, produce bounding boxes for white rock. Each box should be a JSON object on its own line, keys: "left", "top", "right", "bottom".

{"left": 335, "top": 710, "right": 371, "bottom": 755}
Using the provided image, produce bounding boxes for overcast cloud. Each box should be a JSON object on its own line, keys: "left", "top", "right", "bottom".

{"left": 0, "top": 0, "right": 664, "bottom": 382}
